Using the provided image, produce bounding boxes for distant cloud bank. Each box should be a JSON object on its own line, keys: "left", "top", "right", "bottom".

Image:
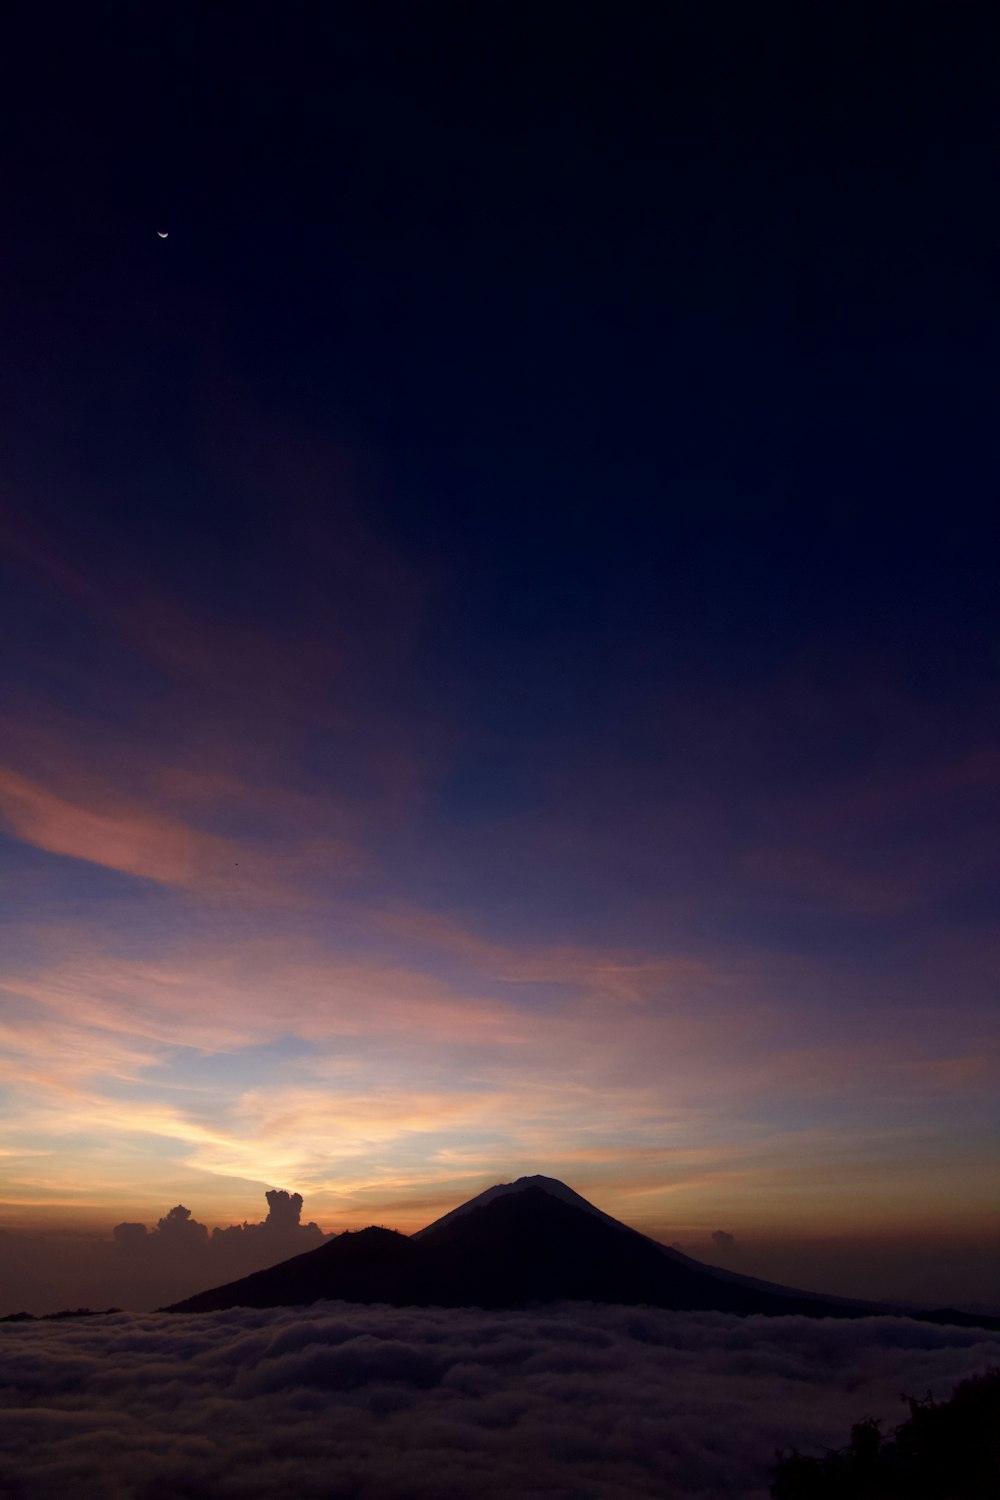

{"left": 115, "top": 1188, "right": 323, "bottom": 1254}
{"left": 0, "top": 1190, "right": 327, "bottom": 1315}
{"left": 1, "top": 1302, "right": 997, "bottom": 1499}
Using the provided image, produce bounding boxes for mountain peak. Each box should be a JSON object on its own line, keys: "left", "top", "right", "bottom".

{"left": 411, "top": 1174, "right": 620, "bottom": 1240}
{"left": 164, "top": 1172, "right": 997, "bottom": 1328}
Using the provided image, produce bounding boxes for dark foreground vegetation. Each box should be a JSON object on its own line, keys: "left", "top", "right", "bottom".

{"left": 0, "top": 1307, "right": 120, "bottom": 1322}
{"left": 771, "top": 1368, "right": 1000, "bottom": 1498}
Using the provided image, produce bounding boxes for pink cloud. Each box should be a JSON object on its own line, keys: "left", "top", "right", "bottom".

{"left": 0, "top": 761, "right": 357, "bottom": 898}
{"left": 0, "top": 940, "right": 533, "bottom": 1055}
{"left": 0, "top": 766, "right": 243, "bottom": 886}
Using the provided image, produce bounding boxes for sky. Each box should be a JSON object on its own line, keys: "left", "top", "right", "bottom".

{"left": 1, "top": 4, "right": 998, "bottom": 1310}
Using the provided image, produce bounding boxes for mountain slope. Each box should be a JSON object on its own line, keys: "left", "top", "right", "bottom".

{"left": 167, "top": 1227, "right": 426, "bottom": 1314}
{"left": 167, "top": 1176, "right": 911, "bottom": 1319}
{"left": 416, "top": 1185, "right": 883, "bottom": 1316}
{"left": 416, "top": 1176, "right": 898, "bottom": 1311}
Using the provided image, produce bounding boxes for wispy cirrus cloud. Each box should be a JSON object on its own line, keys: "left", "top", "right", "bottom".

{"left": 0, "top": 766, "right": 249, "bottom": 888}
{"left": 0, "top": 751, "right": 361, "bottom": 901}
{"left": 2, "top": 910, "right": 997, "bottom": 1243}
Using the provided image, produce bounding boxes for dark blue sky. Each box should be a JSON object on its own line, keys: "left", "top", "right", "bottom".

{"left": 6, "top": 2, "right": 998, "bottom": 817}
{"left": 7, "top": 3, "right": 998, "bottom": 634}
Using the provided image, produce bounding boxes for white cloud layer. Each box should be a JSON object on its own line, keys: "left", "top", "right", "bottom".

{"left": 1, "top": 1302, "right": 997, "bottom": 1499}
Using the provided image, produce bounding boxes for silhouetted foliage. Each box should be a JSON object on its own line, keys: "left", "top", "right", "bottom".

{"left": 0, "top": 1307, "right": 121, "bottom": 1322}
{"left": 771, "top": 1367, "right": 1000, "bottom": 1499}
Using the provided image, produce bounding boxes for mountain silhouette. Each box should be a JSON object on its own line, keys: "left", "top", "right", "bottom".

{"left": 165, "top": 1176, "right": 999, "bottom": 1327}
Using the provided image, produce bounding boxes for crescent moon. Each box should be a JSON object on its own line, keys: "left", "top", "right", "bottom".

{"left": 157, "top": 231, "right": 169, "bottom": 239}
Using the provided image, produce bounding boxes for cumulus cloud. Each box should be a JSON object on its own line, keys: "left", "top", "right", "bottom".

{"left": 154, "top": 1204, "right": 210, "bottom": 1245}
{"left": 711, "top": 1230, "right": 737, "bottom": 1255}
{"left": 264, "top": 1188, "right": 305, "bottom": 1231}
{"left": 0, "top": 1302, "right": 997, "bottom": 1499}
{"left": 0, "top": 1192, "right": 328, "bottom": 1316}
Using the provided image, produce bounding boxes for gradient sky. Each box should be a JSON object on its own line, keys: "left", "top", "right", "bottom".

{"left": 1, "top": 4, "right": 998, "bottom": 1305}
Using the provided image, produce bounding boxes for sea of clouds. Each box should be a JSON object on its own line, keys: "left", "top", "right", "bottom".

{"left": 1, "top": 1301, "right": 998, "bottom": 1499}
